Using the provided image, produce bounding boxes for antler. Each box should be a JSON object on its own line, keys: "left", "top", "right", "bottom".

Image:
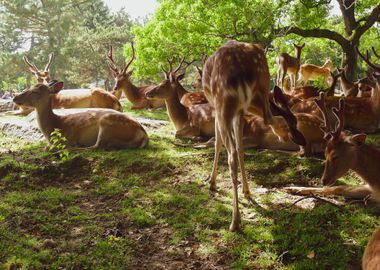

{"left": 44, "top": 53, "right": 54, "bottom": 72}
{"left": 356, "top": 46, "right": 380, "bottom": 72}
{"left": 107, "top": 45, "right": 120, "bottom": 76}
{"left": 331, "top": 99, "right": 345, "bottom": 140}
{"left": 23, "top": 55, "right": 39, "bottom": 73}
{"left": 314, "top": 92, "right": 345, "bottom": 141}
{"left": 122, "top": 42, "right": 136, "bottom": 74}
{"left": 314, "top": 92, "right": 333, "bottom": 138}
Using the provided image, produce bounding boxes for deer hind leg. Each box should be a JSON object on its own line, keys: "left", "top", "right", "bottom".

{"left": 209, "top": 119, "right": 222, "bottom": 191}
{"left": 234, "top": 113, "right": 251, "bottom": 198}
{"left": 218, "top": 109, "right": 241, "bottom": 232}
{"left": 283, "top": 185, "right": 372, "bottom": 199}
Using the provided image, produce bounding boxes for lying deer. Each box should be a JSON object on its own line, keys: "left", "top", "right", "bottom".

{"left": 107, "top": 44, "right": 165, "bottom": 109}
{"left": 363, "top": 227, "right": 380, "bottom": 270}
{"left": 202, "top": 40, "right": 306, "bottom": 231}
{"left": 276, "top": 43, "right": 305, "bottom": 89}
{"left": 284, "top": 96, "right": 380, "bottom": 270}
{"left": 288, "top": 70, "right": 341, "bottom": 99}
{"left": 13, "top": 81, "right": 148, "bottom": 149}
{"left": 297, "top": 57, "right": 333, "bottom": 86}
{"left": 146, "top": 58, "right": 320, "bottom": 156}
{"left": 6, "top": 53, "right": 122, "bottom": 117}
{"left": 4, "top": 53, "right": 55, "bottom": 116}
{"left": 145, "top": 58, "right": 214, "bottom": 139}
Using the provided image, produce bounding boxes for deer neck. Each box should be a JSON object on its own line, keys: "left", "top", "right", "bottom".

{"left": 176, "top": 83, "right": 189, "bottom": 100}
{"left": 165, "top": 88, "right": 189, "bottom": 131}
{"left": 339, "top": 73, "right": 354, "bottom": 92}
{"left": 370, "top": 84, "right": 380, "bottom": 118}
{"left": 352, "top": 144, "right": 380, "bottom": 191}
{"left": 121, "top": 80, "right": 141, "bottom": 103}
{"left": 295, "top": 49, "right": 302, "bottom": 62}
{"left": 35, "top": 98, "right": 60, "bottom": 141}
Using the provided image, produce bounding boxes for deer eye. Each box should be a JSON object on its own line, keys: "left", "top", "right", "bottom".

{"left": 331, "top": 155, "right": 338, "bottom": 161}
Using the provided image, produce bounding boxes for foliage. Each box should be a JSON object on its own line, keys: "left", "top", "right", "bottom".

{"left": 48, "top": 128, "right": 70, "bottom": 161}
{"left": 132, "top": 0, "right": 380, "bottom": 81}
{"left": 0, "top": 0, "right": 134, "bottom": 89}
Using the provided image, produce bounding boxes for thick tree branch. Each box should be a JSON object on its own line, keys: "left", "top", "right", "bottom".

{"left": 274, "top": 26, "right": 348, "bottom": 47}
{"left": 352, "top": 3, "right": 380, "bottom": 43}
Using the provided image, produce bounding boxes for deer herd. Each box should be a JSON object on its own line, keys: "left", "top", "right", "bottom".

{"left": 2, "top": 40, "right": 380, "bottom": 268}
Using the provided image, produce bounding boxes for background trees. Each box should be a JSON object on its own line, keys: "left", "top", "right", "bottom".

{"left": 0, "top": 0, "right": 378, "bottom": 91}
{"left": 0, "top": 0, "right": 133, "bottom": 89}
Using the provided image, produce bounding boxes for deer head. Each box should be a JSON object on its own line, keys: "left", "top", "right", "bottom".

{"left": 146, "top": 57, "right": 191, "bottom": 100}
{"left": 23, "top": 53, "right": 54, "bottom": 84}
{"left": 107, "top": 43, "right": 136, "bottom": 92}
{"left": 315, "top": 93, "right": 366, "bottom": 186}
{"left": 192, "top": 54, "right": 207, "bottom": 91}
{"left": 13, "top": 81, "right": 64, "bottom": 109}
{"left": 293, "top": 43, "right": 305, "bottom": 59}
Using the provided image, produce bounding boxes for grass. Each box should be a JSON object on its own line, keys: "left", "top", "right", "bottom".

{"left": 0, "top": 105, "right": 379, "bottom": 269}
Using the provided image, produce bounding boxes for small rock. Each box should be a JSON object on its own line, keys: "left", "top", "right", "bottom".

{"left": 42, "top": 239, "right": 57, "bottom": 248}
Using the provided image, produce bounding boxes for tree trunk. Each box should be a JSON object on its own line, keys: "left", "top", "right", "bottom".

{"left": 342, "top": 43, "right": 358, "bottom": 81}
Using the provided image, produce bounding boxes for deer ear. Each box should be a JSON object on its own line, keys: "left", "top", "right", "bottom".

{"left": 177, "top": 73, "right": 185, "bottom": 81}
{"left": 49, "top": 81, "right": 64, "bottom": 94}
{"left": 347, "top": 134, "right": 366, "bottom": 146}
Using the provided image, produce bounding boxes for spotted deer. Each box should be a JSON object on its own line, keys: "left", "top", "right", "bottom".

{"left": 276, "top": 43, "right": 305, "bottom": 88}
{"left": 276, "top": 43, "right": 305, "bottom": 89}
{"left": 297, "top": 57, "right": 333, "bottom": 86}
{"left": 284, "top": 95, "right": 380, "bottom": 270}
{"left": 202, "top": 41, "right": 305, "bottom": 231}
{"left": 13, "top": 81, "right": 148, "bottom": 149}
{"left": 291, "top": 54, "right": 380, "bottom": 133}
{"left": 107, "top": 44, "right": 165, "bottom": 109}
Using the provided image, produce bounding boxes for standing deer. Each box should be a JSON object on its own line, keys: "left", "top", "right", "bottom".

{"left": 13, "top": 81, "right": 148, "bottom": 149}
{"left": 276, "top": 43, "right": 305, "bottom": 89}
{"left": 297, "top": 57, "right": 333, "bottom": 86}
{"left": 202, "top": 41, "right": 305, "bottom": 231}
{"left": 107, "top": 44, "right": 165, "bottom": 109}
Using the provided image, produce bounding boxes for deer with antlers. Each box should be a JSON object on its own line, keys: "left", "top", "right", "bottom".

{"left": 202, "top": 41, "right": 306, "bottom": 231}
{"left": 276, "top": 43, "right": 305, "bottom": 89}
{"left": 291, "top": 50, "right": 380, "bottom": 134}
{"left": 4, "top": 53, "right": 56, "bottom": 116}
{"left": 145, "top": 57, "right": 214, "bottom": 139}
{"left": 12, "top": 80, "right": 148, "bottom": 149}
{"left": 285, "top": 94, "right": 380, "bottom": 269}
{"left": 107, "top": 44, "right": 165, "bottom": 109}
{"left": 10, "top": 53, "right": 122, "bottom": 116}
{"left": 297, "top": 57, "right": 333, "bottom": 86}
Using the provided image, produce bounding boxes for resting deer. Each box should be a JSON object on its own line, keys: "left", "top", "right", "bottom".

{"left": 284, "top": 95, "right": 380, "bottom": 270}
{"left": 276, "top": 43, "right": 305, "bottom": 89}
{"left": 202, "top": 41, "right": 306, "bottom": 231}
{"left": 180, "top": 56, "right": 208, "bottom": 108}
{"left": 4, "top": 53, "right": 56, "bottom": 116}
{"left": 145, "top": 58, "right": 214, "bottom": 139}
{"left": 338, "top": 66, "right": 359, "bottom": 97}
{"left": 291, "top": 53, "right": 380, "bottom": 133}
{"left": 363, "top": 227, "right": 380, "bottom": 270}
{"left": 288, "top": 70, "right": 341, "bottom": 99}
{"left": 9, "top": 53, "right": 122, "bottom": 116}
{"left": 107, "top": 44, "right": 165, "bottom": 109}
{"left": 13, "top": 81, "right": 148, "bottom": 149}
{"left": 297, "top": 57, "right": 333, "bottom": 86}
